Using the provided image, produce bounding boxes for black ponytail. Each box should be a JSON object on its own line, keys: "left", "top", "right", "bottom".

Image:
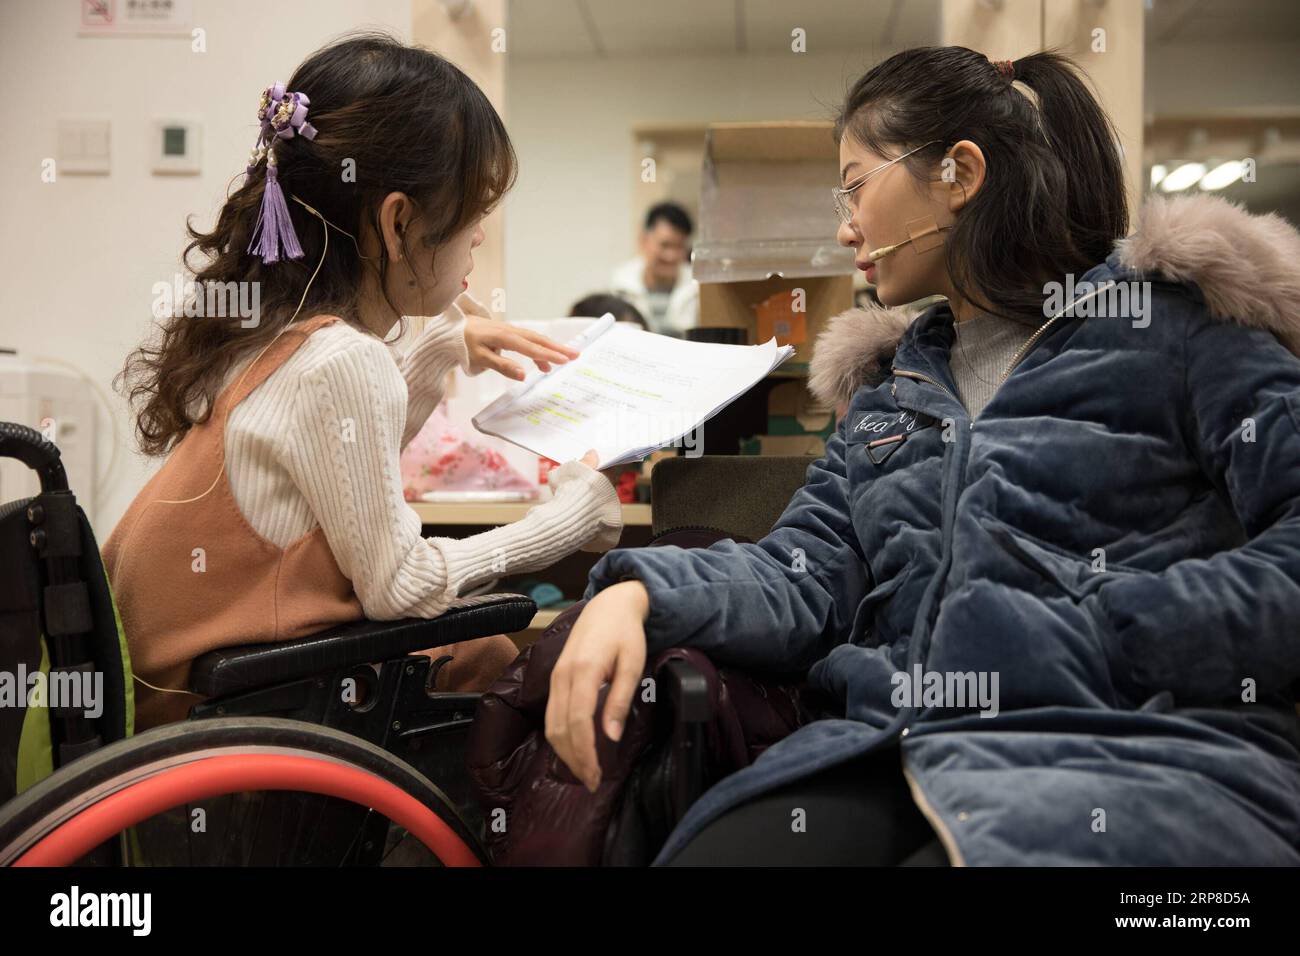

{"left": 835, "top": 46, "right": 1128, "bottom": 323}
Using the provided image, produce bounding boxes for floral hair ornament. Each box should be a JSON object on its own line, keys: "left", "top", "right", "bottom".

{"left": 246, "top": 82, "right": 318, "bottom": 264}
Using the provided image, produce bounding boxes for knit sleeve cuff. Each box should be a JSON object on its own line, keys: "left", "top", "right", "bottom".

{"left": 426, "top": 462, "right": 623, "bottom": 597}
{"left": 545, "top": 460, "right": 624, "bottom": 552}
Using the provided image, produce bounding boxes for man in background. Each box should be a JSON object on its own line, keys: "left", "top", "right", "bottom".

{"left": 610, "top": 202, "right": 699, "bottom": 336}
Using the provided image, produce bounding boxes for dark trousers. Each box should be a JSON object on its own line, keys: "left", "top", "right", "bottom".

{"left": 663, "top": 745, "right": 949, "bottom": 866}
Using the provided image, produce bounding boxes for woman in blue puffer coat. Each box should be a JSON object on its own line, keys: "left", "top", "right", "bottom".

{"left": 545, "top": 46, "right": 1300, "bottom": 865}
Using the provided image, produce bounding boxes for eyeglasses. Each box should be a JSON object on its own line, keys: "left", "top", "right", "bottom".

{"left": 831, "top": 140, "right": 943, "bottom": 226}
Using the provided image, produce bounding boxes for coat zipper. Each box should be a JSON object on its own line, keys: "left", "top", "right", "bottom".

{"left": 901, "top": 756, "right": 966, "bottom": 866}
{"left": 999, "top": 317, "right": 1058, "bottom": 383}
{"left": 893, "top": 282, "right": 1120, "bottom": 392}
{"left": 999, "top": 280, "right": 1118, "bottom": 383}
{"left": 890, "top": 366, "right": 959, "bottom": 405}
{"left": 888, "top": 359, "right": 971, "bottom": 865}
{"left": 885, "top": 280, "right": 1119, "bottom": 866}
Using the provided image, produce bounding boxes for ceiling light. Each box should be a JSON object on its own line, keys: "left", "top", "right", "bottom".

{"left": 1198, "top": 161, "right": 1245, "bottom": 190}
{"left": 1159, "top": 162, "right": 1206, "bottom": 192}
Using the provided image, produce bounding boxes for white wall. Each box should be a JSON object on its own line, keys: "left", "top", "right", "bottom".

{"left": 503, "top": 51, "right": 878, "bottom": 321}
{"left": 0, "top": 0, "right": 411, "bottom": 533}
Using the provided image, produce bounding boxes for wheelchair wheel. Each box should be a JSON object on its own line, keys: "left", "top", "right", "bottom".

{"left": 0, "top": 717, "right": 485, "bottom": 867}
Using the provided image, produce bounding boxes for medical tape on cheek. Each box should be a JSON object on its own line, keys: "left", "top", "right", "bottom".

{"left": 904, "top": 215, "right": 945, "bottom": 253}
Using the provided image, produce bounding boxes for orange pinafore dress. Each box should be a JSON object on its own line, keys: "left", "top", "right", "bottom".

{"left": 103, "top": 315, "right": 516, "bottom": 729}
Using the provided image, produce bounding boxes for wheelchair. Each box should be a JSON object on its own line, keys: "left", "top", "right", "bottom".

{"left": 1, "top": 422, "right": 808, "bottom": 867}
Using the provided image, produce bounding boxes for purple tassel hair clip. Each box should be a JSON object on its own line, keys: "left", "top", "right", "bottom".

{"left": 246, "top": 82, "right": 318, "bottom": 264}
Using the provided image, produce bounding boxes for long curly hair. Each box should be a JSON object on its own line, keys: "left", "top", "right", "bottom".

{"left": 117, "top": 32, "right": 516, "bottom": 456}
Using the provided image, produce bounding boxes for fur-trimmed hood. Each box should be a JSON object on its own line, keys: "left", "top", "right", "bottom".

{"left": 808, "top": 194, "right": 1300, "bottom": 409}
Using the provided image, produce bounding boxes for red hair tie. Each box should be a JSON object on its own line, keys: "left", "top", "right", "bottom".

{"left": 993, "top": 59, "right": 1015, "bottom": 80}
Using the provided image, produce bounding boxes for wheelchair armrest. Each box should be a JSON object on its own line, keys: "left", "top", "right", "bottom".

{"left": 660, "top": 657, "right": 711, "bottom": 724}
{"left": 189, "top": 592, "right": 537, "bottom": 698}
{"left": 657, "top": 657, "right": 711, "bottom": 821}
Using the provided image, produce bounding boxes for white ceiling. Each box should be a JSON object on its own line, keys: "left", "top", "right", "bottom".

{"left": 507, "top": 0, "right": 941, "bottom": 58}
{"left": 504, "top": 0, "right": 1300, "bottom": 58}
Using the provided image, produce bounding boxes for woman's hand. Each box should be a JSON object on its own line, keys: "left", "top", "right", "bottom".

{"left": 545, "top": 579, "right": 650, "bottom": 792}
{"left": 578, "top": 450, "right": 624, "bottom": 486}
{"left": 463, "top": 313, "right": 578, "bottom": 381}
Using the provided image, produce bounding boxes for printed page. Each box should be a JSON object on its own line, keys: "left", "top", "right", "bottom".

{"left": 473, "top": 323, "right": 793, "bottom": 468}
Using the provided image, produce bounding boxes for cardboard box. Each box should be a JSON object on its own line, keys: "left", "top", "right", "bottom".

{"left": 698, "top": 273, "right": 853, "bottom": 363}
{"left": 694, "top": 121, "right": 855, "bottom": 284}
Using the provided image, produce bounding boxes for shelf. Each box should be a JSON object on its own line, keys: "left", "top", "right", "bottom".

{"left": 412, "top": 501, "right": 652, "bottom": 527}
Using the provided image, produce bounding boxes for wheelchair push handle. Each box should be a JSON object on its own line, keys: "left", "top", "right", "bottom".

{"left": 0, "top": 420, "right": 69, "bottom": 493}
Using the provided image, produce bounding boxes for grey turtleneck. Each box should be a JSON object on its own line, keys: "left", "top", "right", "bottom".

{"left": 947, "top": 313, "right": 1037, "bottom": 418}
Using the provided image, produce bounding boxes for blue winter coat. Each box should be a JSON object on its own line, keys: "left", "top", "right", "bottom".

{"left": 585, "top": 195, "right": 1300, "bottom": 865}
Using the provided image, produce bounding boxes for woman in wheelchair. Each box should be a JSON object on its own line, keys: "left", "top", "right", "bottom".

{"left": 543, "top": 47, "right": 1300, "bottom": 865}
{"left": 106, "top": 34, "right": 621, "bottom": 730}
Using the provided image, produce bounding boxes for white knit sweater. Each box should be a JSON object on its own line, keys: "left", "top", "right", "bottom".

{"left": 222, "top": 307, "right": 624, "bottom": 620}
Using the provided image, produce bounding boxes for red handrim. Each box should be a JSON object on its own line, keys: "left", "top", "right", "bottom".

{"left": 12, "top": 754, "right": 482, "bottom": 867}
